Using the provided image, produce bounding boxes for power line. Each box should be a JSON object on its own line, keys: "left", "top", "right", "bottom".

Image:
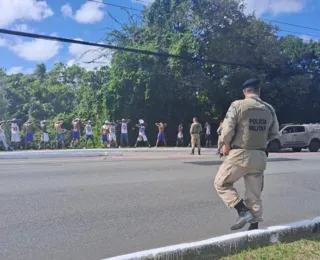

{"left": 278, "top": 29, "right": 320, "bottom": 39}
{"left": 95, "top": 0, "right": 320, "bottom": 35}
{"left": 263, "top": 18, "right": 320, "bottom": 32}
{"left": 88, "top": 0, "right": 142, "bottom": 12}
{"left": 133, "top": 0, "right": 153, "bottom": 4}
{"left": 0, "top": 28, "right": 265, "bottom": 69}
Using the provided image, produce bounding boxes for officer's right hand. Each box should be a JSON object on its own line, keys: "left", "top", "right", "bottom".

{"left": 223, "top": 145, "right": 230, "bottom": 156}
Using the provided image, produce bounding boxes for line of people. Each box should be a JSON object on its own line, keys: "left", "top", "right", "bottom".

{"left": 0, "top": 117, "right": 220, "bottom": 151}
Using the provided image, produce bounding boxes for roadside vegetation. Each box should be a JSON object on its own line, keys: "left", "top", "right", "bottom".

{"left": 222, "top": 237, "right": 320, "bottom": 260}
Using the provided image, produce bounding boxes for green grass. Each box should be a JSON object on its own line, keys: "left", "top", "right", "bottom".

{"left": 221, "top": 238, "right": 320, "bottom": 260}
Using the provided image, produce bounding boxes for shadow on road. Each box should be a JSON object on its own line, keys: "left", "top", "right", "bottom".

{"left": 184, "top": 158, "right": 300, "bottom": 166}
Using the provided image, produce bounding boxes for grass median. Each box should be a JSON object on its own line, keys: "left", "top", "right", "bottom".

{"left": 221, "top": 237, "right": 320, "bottom": 260}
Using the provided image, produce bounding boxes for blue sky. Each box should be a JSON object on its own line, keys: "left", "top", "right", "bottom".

{"left": 0, "top": 0, "right": 319, "bottom": 75}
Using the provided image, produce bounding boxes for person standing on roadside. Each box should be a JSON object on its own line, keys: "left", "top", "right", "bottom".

{"left": 214, "top": 79, "right": 279, "bottom": 231}
{"left": 176, "top": 123, "right": 184, "bottom": 147}
{"left": 55, "top": 119, "right": 64, "bottom": 149}
{"left": 109, "top": 121, "right": 118, "bottom": 148}
{"left": 10, "top": 118, "right": 21, "bottom": 150}
{"left": 117, "top": 119, "right": 130, "bottom": 148}
{"left": 0, "top": 120, "right": 9, "bottom": 151}
{"left": 101, "top": 121, "right": 110, "bottom": 148}
{"left": 190, "top": 117, "right": 202, "bottom": 155}
{"left": 205, "top": 122, "right": 212, "bottom": 147}
{"left": 23, "top": 119, "right": 36, "bottom": 150}
{"left": 39, "top": 120, "right": 50, "bottom": 150}
{"left": 71, "top": 118, "right": 81, "bottom": 148}
{"left": 134, "top": 119, "right": 151, "bottom": 148}
{"left": 155, "top": 122, "right": 167, "bottom": 147}
{"left": 85, "top": 120, "right": 95, "bottom": 149}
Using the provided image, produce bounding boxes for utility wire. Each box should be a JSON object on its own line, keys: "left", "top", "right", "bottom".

{"left": 0, "top": 28, "right": 264, "bottom": 69}
{"left": 0, "top": 28, "right": 319, "bottom": 75}
{"left": 94, "top": 0, "right": 320, "bottom": 34}
{"left": 263, "top": 18, "right": 320, "bottom": 32}
{"left": 132, "top": 0, "right": 153, "bottom": 4}
{"left": 88, "top": 0, "right": 142, "bottom": 12}
{"left": 278, "top": 29, "right": 320, "bottom": 39}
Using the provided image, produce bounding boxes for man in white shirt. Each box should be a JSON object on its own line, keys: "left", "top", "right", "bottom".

{"left": 109, "top": 121, "right": 118, "bottom": 147}
{"left": 85, "top": 120, "right": 95, "bottom": 148}
{"left": 134, "top": 119, "right": 151, "bottom": 148}
{"left": 39, "top": 120, "right": 50, "bottom": 150}
{"left": 117, "top": 119, "right": 131, "bottom": 148}
{"left": 205, "top": 122, "right": 212, "bottom": 147}
{"left": 10, "top": 118, "right": 21, "bottom": 150}
{"left": 0, "top": 121, "right": 9, "bottom": 151}
{"left": 176, "top": 123, "right": 184, "bottom": 147}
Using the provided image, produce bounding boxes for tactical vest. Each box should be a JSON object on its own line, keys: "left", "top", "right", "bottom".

{"left": 231, "top": 97, "right": 273, "bottom": 150}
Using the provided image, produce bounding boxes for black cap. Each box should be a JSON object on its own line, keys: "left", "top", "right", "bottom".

{"left": 242, "top": 78, "right": 261, "bottom": 89}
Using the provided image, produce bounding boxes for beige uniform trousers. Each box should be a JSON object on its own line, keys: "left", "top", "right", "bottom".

{"left": 191, "top": 134, "right": 201, "bottom": 149}
{"left": 217, "top": 136, "right": 223, "bottom": 151}
{"left": 214, "top": 161, "right": 264, "bottom": 219}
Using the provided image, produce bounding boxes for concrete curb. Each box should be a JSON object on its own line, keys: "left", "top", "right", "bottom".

{"left": 0, "top": 148, "right": 216, "bottom": 159}
{"left": 104, "top": 217, "right": 320, "bottom": 260}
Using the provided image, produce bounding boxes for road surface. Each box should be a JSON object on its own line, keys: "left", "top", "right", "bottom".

{"left": 1, "top": 151, "right": 320, "bottom": 260}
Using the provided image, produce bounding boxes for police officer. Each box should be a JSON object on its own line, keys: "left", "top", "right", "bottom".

{"left": 214, "top": 79, "right": 279, "bottom": 231}
{"left": 190, "top": 117, "right": 202, "bottom": 155}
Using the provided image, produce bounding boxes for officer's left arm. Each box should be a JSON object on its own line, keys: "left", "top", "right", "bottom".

{"left": 189, "top": 124, "right": 194, "bottom": 134}
{"left": 267, "top": 107, "right": 280, "bottom": 141}
{"left": 221, "top": 101, "right": 239, "bottom": 148}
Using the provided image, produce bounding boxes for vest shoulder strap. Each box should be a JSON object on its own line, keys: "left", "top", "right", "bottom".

{"left": 248, "top": 97, "right": 275, "bottom": 118}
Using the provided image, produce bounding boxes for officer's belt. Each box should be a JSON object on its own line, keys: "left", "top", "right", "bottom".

{"left": 231, "top": 145, "right": 266, "bottom": 151}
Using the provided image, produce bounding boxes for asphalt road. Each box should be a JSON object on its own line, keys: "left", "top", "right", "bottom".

{"left": 1, "top": 151, "right": 320, "bottom": 260}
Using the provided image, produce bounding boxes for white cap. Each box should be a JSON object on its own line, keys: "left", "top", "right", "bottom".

{"left": 122, "top": 118, "right": 125, "bottom": 122}
{"left": 139, "top": 119, "right": 144, "bottom": 124}
{"left": 105, "top": 120, "right": 109, "bottom": 124}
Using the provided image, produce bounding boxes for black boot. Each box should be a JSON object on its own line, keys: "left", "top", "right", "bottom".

{"left": 190, "top": 149, "right": 194, "bottom": 155}
{"left": 248, "top": 222, "right": 259, "bottom": 231}
{"left": 231, "top": 200, "right": 254, "bottom": 231}
{"left": 198, "top": 150, "right": 201, "bottom": 155}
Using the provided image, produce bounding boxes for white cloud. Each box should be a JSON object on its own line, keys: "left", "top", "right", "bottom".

{"left": 0, "top": 0, "right": 54, "bottom": 27}
{"left": 132, "top": 0, "right": 154, "bottom": 6}
{"left": 243, "top": 0, "right": 306, "bottom": 17}
{"left": 299, "top": 34, "right": 317, "bottom": 42}
{"left": 61, "top": 1, "right": 105, "bottom": 24}
{"left": 0, "top": 38, "right": 7, "bottom": 47}
{"left": 67, "top": 38, "right": 112, "bottom": 70}
{"left": 9, "top": 37, "right": 62, "bottom": 62}
{"left": 61, "top": 4, "right": 73, "bottom": 18}
{"left": 10, "top": 23, "right": 35, "bottom": 33}
{"left": 0, "top": 23, "right": 62, "bottom": 62}
{"left": 6, "top": 66, "right": 33, "bottom": 75}
{"left": 134, "top": 0, "right": 305, "bottom": 15}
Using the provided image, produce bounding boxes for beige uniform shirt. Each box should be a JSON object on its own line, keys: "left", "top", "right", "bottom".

{"left": 190, "top": 122, "right": 202, "bottom": 135}
{"left": 221, "top": 94, "right": 279, "bottom": 170}
{"left": 217, "top": 125, "right": 222, "bottom": 135}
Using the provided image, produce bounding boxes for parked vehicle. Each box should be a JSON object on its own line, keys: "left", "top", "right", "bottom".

{"left": 267, "top": 123, "right": 320, "bottom": 152}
